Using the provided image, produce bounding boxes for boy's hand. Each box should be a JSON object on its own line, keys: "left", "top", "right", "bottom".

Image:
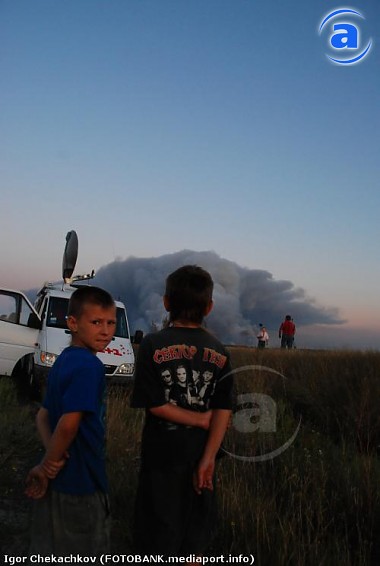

{"left": 193, "top": 455, "right": 215, "bottom": 495}
{"left": 25, "top": 465, "right": 49, "bottom": 499}
{"left": 41, "top": 454, "right": 68, "bottom": 479}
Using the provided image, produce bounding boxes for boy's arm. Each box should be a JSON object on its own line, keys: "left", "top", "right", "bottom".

{"left": 25, "top": 412, "right": 83, "bottom": 499}
{"left": 149, "top": 404, "right": 212, "bottom": 430}
{"left": 43, "top": 411, "right": 83, "bottom": 464}
{"left": 193, "top": 409, "right": 231, "bottom": 494}
{"left": 35, "top": 406, "right": 69, "bottom": 479}
{"left": 36, "top": 407, "right": 52, "bottom": 449}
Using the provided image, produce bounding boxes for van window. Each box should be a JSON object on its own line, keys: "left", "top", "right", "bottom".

{"left": 46, "top": 298, "right": 129, "bottom": 339}
{"left": 0, "top": 293, "right": 18, "bottom": 323}
{"left": 47, "top": 297, "right": 69, "bottom": 329}
{"left": 0, "top": 291, "right": 35, "bottom": 326}
{"left": 19, "top": 298, "right": 36, "bottom": 326}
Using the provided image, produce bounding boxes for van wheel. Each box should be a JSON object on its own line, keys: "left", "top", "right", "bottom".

{"left": 27, "top": 359, "right": 42, "bottom": 401}
{"left": 13, "top": 355, "right": 41, "bottom": 402}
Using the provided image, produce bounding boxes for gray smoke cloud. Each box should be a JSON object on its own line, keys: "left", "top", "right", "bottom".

{"left": 93, "top": 250, "right": 345, "bottom": 345}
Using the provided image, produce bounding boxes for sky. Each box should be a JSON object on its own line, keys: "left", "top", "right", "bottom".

{"left": 1, "top": 0, "right": 379, "bottom": 349}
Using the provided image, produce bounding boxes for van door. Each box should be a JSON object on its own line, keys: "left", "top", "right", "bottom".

{"left": 0, "top": 289, "right": 40, "bottom": 376}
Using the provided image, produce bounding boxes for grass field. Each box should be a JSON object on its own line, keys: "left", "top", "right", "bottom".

{"left": 1, "top": 347, "right": 380, "bottom": 564}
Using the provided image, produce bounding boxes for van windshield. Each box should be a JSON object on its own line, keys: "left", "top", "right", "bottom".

{"left": 47, "top": 297, "right": 69, "bottom": 329}
{"left": 46, "top": 297, "right": 129, "bottom": 339}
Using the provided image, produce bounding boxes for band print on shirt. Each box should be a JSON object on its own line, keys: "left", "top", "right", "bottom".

{"left": 154, "top": 344, "right": 227, "bottom": 416}
{"left": 153, "top": 344, "right": 227, "bottom": 369}
{"left": 161, "top": 365, "right": 216, "bottom": 410}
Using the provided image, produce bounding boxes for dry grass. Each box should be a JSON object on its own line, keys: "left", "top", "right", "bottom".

{"left": 1, "top": 348, "right": 380, "bottom": 563}
{"left": 106, "top": 348, "right": 380, "bottom": 564}
{"left": 0, "top": 378, "right": 40, "bottom": 553}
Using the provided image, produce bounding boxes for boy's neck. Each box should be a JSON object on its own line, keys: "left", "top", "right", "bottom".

{"left": 70, "top": 341, "right": 96, "bottom": 355}
{"left": 171, "top": 320, "right": 202, "bottom": 329}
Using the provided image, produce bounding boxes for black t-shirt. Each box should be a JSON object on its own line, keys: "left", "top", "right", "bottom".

{"left": 131, "top": 326, "right": 233, "bottom": 467}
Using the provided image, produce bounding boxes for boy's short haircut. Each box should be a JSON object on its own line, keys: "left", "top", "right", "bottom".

{"left": 68, "top": 286, "right": 115, "bottom": 318}
{"left": 165, "top": 265, "right": 213, "bottom": 324}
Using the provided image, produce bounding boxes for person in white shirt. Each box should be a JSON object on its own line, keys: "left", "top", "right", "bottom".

{"left": 257, "top": 323, "right": 269, "bottom": 349}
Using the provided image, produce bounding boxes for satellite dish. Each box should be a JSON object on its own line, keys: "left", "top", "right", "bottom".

{"left": 62, "top": 230, "right": 78, "bottom": 282}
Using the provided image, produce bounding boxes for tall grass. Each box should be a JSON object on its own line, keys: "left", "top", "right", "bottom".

{"left": 0, "top": 377, "right": 40, "bottom": 553}
{"left": 0, "top": 378, "right": 39, "bottom": 478}
{"left": 106, "top": 349, "right": 380, "bottom": 564}
{"left": 106, "top": 387, "right": 144, "bottom": 550}
{"left": 2, "top": 349, "right": 379, "bottom": 563}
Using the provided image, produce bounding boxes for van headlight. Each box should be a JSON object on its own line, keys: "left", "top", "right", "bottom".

{"left": 40, "top": 351, "right": 57, "bottom": 366}
{"left": 115, "top": 363, "right": 135, "bottom": 376}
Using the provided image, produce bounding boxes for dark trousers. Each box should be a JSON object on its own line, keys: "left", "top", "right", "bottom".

{"left": 134, "top": 462, "right": 217, "bottom": 556}
{"left": 281, "top": 335, "right": 294, "bottom": 349}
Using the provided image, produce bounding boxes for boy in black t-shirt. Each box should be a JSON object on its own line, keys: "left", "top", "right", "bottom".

{"left": 131, "top": 265, "right": 233, "bottom": 560}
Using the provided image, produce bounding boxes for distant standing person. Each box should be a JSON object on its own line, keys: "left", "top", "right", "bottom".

{"left": 257, "top": 324, "right": 269, "bottom": 349}
{"left": 279, "top": 315, "right": 296, "bottom": 349}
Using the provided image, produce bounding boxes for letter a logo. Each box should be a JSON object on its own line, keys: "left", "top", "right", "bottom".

{"left": 331, "top": 23, "right": 358, "bottom": 48}
{"left": 318, "top": 8, "right": 373, "bottom": 65}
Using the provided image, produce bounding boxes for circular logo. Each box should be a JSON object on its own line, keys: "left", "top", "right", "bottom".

{"left": 318, "top": 8, "right": 373, "bottom": 65}
{"left": 221, "top": 365, "right": 301, "bottom": 463}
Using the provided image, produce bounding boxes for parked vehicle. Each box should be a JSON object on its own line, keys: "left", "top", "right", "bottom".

{"left": 0, "top": 287, "right": 41, "bottom": 395}
{"left": 33, "top": 282, "right": 135, "bottom": 390}
{"left": 32, "top": 230, "right": 135, "bottom": 393}
{"left": 1, "top": 230, "right": 137, "bottom": 399}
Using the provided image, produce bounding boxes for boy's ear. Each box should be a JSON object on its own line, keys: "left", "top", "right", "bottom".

{"left": 204, "top": 300, "right": 213, "bottom": 317}
{"left": 66, "top": 315, "right": 78, "bottom": 333}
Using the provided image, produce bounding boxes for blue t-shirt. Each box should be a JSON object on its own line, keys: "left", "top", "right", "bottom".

{"left": 43, "top": 346, "right": 107, "bottom": 495}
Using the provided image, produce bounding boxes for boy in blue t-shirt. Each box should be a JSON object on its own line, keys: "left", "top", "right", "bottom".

{"left": 25, "top": 286, "right": 116, "bottom": 557}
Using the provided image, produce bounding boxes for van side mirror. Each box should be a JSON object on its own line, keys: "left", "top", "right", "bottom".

{"left": 133, "top": 330, "right": 144, "bottom": 345}
{"left": 28, "top": 312, "right": 42, "bottom": 330}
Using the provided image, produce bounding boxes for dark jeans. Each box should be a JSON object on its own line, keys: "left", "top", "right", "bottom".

{"left": 134, "top": 462, "right": 217, "bottom": 556}
{"left": 281, "top": 335, "right": 294, "bottom": 349}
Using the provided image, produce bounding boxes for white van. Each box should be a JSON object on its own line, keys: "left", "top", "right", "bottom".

{"left": 0, "top": 288, "right": 41, "bottom": 392}
{"left": 33, "top": 283, "right": 135, "bottom": 390}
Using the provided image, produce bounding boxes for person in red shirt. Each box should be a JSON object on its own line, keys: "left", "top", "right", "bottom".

{"left": 279, "top": 315, "right": 296, "bottom": 349}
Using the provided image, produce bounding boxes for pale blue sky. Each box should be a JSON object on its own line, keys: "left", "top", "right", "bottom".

{"left": 1, "top": 0, "right": 379, "bottom": 347}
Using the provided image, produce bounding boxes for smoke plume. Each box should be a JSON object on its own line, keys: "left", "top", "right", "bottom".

{"left": 93, "top": 250, "right": 344, "bottom": 345}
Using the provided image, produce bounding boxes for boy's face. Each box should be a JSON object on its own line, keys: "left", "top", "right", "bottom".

{"left": 67, "top": 303, "right": 117, "bottom": 354}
